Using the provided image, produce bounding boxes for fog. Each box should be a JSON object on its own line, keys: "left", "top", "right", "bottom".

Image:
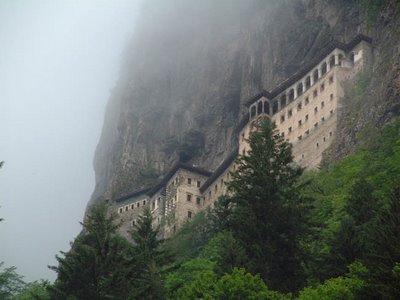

{"left": 0, "top": 0, "right": 141, "bottom": 281}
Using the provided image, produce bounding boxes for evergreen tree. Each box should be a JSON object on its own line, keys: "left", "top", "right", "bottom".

{"left": 226, "top": 120, "right": 310, "bottom": 292}
{"left": 365, "top": 186, "right": 400, "bottom": 299}
{"left": 129, "top": 209, "right": 168, "bottom": 300}
{"left": 49, "top": 202, "right": 133, "bottom": 300}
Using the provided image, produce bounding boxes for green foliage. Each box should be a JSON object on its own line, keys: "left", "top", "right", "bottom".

{"left": 164, "top": 211, "right": 215, "bottom": 263}
{"left": 49, "top": 202, "right": 133, "bottom": 300}
{"left": 13, "top": 280, "right": 51, "bottom": 300}
{"left": 221, "top": 120, "right": 310, "bottom": 292}
{"left": 363, "top": 186, "right": 400, "bottom": 299}
{"left": 213, "top": 268, "right": 290, "bottom": 300}
{"left": 129, "top": 209, "right": 168, "bottom": 300}
{"left": 0, "top": 263, "right": 26, "bottom": 300}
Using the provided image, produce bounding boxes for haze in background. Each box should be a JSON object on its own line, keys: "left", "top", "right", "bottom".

{"left": 0, "top": 0, "right": 141, "bottom": 281}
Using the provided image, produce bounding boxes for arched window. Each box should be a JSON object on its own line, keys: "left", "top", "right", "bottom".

{"left": 257, "top": 101, "right": 263, "bottom": 115}
{"left": 305, "top": 76, "right": 311, "bottom": 90}
{"left": 338, "top": 54, "right": 344, "bottom": 66}
{"left": 272, "top": 100, "right": 278, "bottom": 115}
{"left": 297, "top": 82, "right": 303, "bottom": 96}
{"left": 329, "top": 55, "right": 335, "bottom": 68}
{"left": 264, "top": 101, "right": 270, "bottom": 115}
{"left": 250, "top": 106, "right": 256, "bottom": 118}
{"left": 321, "top": 62, "right": 327, "bottom": 75}
{"left": 288, "top": 89, "right": 294, "bottom": 102}
{"left": 280, "top": 94, "right": 287, "bottom": 108}
{"left": 313, "top": 69, "right": 319, "bottom": 83}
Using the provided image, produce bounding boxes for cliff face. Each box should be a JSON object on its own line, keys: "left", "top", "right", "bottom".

{"left": 89, "top": 0, "right": 400, "bottom": 205}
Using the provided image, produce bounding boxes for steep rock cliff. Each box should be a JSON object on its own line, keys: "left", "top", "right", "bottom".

{"left": 90, "top": 0, "right": 400, "bottom": 205}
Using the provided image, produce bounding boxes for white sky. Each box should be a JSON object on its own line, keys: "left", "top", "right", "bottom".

{"left": 0, "top": 0, "right": 141, "bottom": 282}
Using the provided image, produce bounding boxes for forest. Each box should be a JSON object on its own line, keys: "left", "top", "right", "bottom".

{"left": 2, "top": 117, "right": 400, "bottom": 299}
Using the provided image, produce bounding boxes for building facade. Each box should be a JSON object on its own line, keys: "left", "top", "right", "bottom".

{"left": 114, "top": 35, "right": 373, "bottom": 238}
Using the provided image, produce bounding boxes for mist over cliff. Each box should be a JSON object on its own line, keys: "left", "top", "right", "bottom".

{"left": 90, "top": 0, "right": 400, "bottom": 205}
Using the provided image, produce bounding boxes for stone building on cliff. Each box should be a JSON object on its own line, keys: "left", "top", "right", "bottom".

{"left": 114, "top": 34, "right": 373, "bottom": 238}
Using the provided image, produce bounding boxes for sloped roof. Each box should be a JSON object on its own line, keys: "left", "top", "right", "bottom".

{"left": 199, "top": 147, "right": 239, "bottom": 193}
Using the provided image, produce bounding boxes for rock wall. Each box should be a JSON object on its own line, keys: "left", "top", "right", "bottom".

{"left": 89, "top": 0, "right": 400, "bottom": 207}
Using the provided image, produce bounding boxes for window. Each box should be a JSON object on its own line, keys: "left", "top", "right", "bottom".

{"left": 316, "top": 142, "right": 319, "bottom": 148}
{"left": 288, "top": 109, "right": 293, "bottom": 118}
{"left": 241, "top": 133, "right": 245, "bottom": 141}
{"left": 187, "top": 178, "right": 192, "bottom": 185}
{"left": 298, "top": 120, "right": 302, "bottom": 127}
{"left": 305, "top": 114, "right": 309, "bottom": 122}
{"left": 175, "top": 177, "right": 178, "bottom": 184}
{"left": 321, "top": 116, "right": 325, "bottom": 122}
{"left": 280, "top": 115, "right": 285, "bottom": 123}
{"left": 215, "top": 184, "right": 218, "bottom": 192}
{"left": 329, "top": 131, "right": 333, "bottom": 137}
{"left": 305, "top": 129, "right": 310, "bottom": 135}
{"left": 132, "top": 220, "right": 136, "bottom": 226}
{"left": 314, "top": 122, "right": 318, "bottom": 128}
{"left": 197, "top": 181, "right": 201, "bottom": 187}
{"left": 143, "top": 200, "right": 146, "bottom": 206}
{"left": 305, "top": 97, "right": 309, "bottom": 105}
{"left": 188, "top": 211, "right": 192, "bottom": 219}
{"left": 196, "top": 197, "right": 201, "bottom": 205}
{"left": 330, "top": 93, "right": 334, "bottom": 100}
{"left": 157, "top": 197, "right": 161, "bottom": 204}
{"left": 187, "top": 194, "right": 192, "bottom": 202}
{"left": 302, "top": 154, "right": 305, "bottom": 158}
{"left": 330, "top": 109, "right": 334, "bottom": 115}
{"left": 320, "top": 83, "right": 325, "bottom": 92}
{"left": 288, "top": 127, "right": 292, "bottom": 134}
{"left": 313, "top": 90, "right": 318, "bottom": 98}
{"left": 130, "top": 204, "right": 134, "bottom": 209}
{"left": 323, "top": 137, "right": 326, "bottom": 142}
{"left": 125, "top": 206, "right": 128, "bottom": 212}
{"left": 321, "top": 101, "right": 325, "bottom": 108}
{"left": 314, "top": 107, "right": 318, "bottom": 114}
{"left": 297, "top": 102, "right": 302, "bottom": 111}
{"left": 152, "top": 202, "right": 155, "bottom": 210}
{"left": 289, "top": 89, "right": 294, "bottom": 102}
{"left": 298, "top": 135, "right": 302, "bottom": 140}
{"left": 329, "top": 76, "right": 334, "bottom": 84}
{"left": 119, "top": 208, "right": 123, "bottom": 214}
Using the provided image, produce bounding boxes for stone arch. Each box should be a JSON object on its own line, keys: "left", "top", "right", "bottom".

{"left": 264, "top": 101, "right": 270, "bottom": 115}
{"left": 250, "top": 105, "right": 256, "bottom": 118}
{"left": 321, "top": 62, "right": 327, "bottom": 75}
{"left": 272, "top": 100, "right": 278, "bottom": 115}
{"left": 297, "top": 82, "right": 303, "bottom": 96}
{"left": 280, "top": 94, "right": 287, "bottom": 108}
{"left": 329, "top": 55, "right": 335, "bottom": 68}
{"left": 288, "top": 89, "right": 294, "bottom": 102}
{"left": 257, "top": 101, "right": 263, "bottom": 115}
{"left": 313, "top": 69, "right": 319, "bottom": 83}
{"left": 305, "top": 76, "right": 311, "bottom": 90}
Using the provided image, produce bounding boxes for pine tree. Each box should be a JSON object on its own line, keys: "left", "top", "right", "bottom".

{"left": 226, "top": 120, "right": 310, "bottom": 292}
{"left": 365, "top": 186, "right": 400, "bottom": 299}
{"left": 129, "top": 209, "right": 168, "bottom": 300}
{"left": 49, "top": 202, "right": 133, "bottom": 300}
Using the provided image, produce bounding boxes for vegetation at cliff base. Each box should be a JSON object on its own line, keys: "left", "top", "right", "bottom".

{"left": 6, "top": 118, "right": 399, "bottom": 299}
